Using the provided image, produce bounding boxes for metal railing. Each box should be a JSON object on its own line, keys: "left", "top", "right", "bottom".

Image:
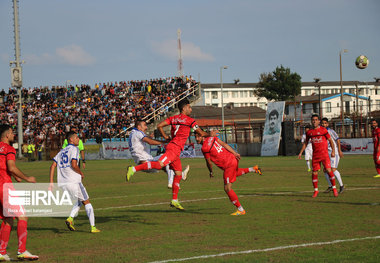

{"left": 114, "top": 83, "right": 200, "bottom": 139}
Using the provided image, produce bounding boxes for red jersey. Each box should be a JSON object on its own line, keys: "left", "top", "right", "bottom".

{"left": 165, "top": 114, "right": 199, "bottom": 150}
{"left": 306, "top": 126, "right": 331, "bottom": 158}
{"left": 0, "top": 142, "right": 16, "bottom": 184}
{"left": 372, "top": 127, "right": 380, "bottom": 153}
{"left": 201, "top": 137, "right": 235, "bottom": 170}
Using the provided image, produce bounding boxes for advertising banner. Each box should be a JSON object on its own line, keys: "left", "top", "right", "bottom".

{"left": 261, "top": 101, "right": 285, "bottom": 156}
{"left": 339, "top": 138, "right": 373, "bottom": 154}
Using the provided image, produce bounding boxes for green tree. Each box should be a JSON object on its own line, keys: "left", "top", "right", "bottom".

{"left": 254, "top": 65, "right": 302, "bottom": 101}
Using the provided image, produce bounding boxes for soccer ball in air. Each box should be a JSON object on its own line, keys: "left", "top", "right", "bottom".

{"left": 355, "top": 55, "right": 369, "bottom": 69}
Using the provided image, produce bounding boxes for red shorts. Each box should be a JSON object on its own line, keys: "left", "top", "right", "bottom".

{"left": 312, "top": 155, "right": 331, "bottom": 172}
{"left": 159, "top": 143, "right": 182, "bottom": 172}
{"left": 223, "top": 158, "right": 238, "bottom": 184}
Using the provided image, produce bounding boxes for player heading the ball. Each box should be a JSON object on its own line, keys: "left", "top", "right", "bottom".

{"left": 126, "top": 98, "right": 218, "bottom": 210}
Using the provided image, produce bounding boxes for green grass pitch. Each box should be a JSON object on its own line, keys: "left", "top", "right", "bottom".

{"left": 7, "top": 155, "right": 380, "bottom": 262}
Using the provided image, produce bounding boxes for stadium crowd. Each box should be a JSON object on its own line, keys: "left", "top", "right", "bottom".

{"left": 0, "top": 76, "right": 196, "bottom": 144}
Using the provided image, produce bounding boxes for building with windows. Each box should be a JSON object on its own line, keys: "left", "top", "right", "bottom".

{"left": 199, "top": 81, "right": 380, "bottom": 119}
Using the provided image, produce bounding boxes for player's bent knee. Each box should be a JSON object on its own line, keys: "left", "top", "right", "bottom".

{"left": 82, "top": 199, "right": 90, "bottom": 205}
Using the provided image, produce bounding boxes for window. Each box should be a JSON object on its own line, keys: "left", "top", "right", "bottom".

{"left": 312, "top": 103, "right": 318, "bottom": 113}
{"left": 326, "top": 102, "right": 331, "bottom": 113}
{"left": 250, "top": 91, "right": 254, "bottom": 97}
{"left": 376, "top": 100, "right": 380, "bottom": 110}
{"left": 205, "top": 92, "right": 210, "bottom": 99}
{"left": 359, "top": 101, "right": 363, "bottom": 111}
{"left": 302, "top": 103, "right": 306, "bottom": 114}
{"left": 223, "top": 91, "right": 228, "bottom": 98}
{"left": 211, "top": 91, "right": 218, "bottom": 99}
{"left": 232, "top": 91, "right": 238, "bottom": 98}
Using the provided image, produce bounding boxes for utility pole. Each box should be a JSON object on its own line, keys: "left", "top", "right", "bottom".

{"left": 9, "top": 0, "right": 24, "bottom": 158}
{"left": 177, "top": 29, "right": 183, "bottom": 78}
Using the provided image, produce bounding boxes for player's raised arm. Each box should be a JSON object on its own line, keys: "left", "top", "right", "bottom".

{"left": 142, "top": 136, "right": 165, "bottom": 146}
{"left": 217, "top": 138, "right": 241, "bottom": 160}
{"left": 157, "top": 120, "right": 170, "bottom": 141}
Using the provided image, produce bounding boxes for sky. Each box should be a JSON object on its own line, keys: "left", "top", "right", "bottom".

{"left": 0, "top": 0, "right": 379, "bottom": 90}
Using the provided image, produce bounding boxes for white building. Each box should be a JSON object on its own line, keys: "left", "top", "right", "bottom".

{"left": 200, "top": 81, "right": 380, "bottom": 118}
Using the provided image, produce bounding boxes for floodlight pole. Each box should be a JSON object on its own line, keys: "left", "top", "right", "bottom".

{"left": 339, "top": 49, "right": 348, "bottom": 138}
{"left": 10, "top": 0, "right": 24, "bottom": 158}
{"left": 220, "top": 66, "right": 228, "bottom": 131}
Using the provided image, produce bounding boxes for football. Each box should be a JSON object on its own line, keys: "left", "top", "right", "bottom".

{"left": 355, "top": 55, "right": 369, "bottom": 69}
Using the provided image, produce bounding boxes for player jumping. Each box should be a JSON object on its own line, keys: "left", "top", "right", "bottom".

{"left": 49, "top": 131, "right": 100, "bottom": 233}
{"left": 0, "top": 124, "right": 39, "bottom": 261}
{"left": 195, "top": 133, "right": 262, "bottom": 215}
{"left": 126, "top": 99, "right": 217, "bottom": 210}
{"left": 129, "top": 119, "right": 190, "bottom": 188}
{"left": 298, "top": 115, "right": 339, "bottom": 198}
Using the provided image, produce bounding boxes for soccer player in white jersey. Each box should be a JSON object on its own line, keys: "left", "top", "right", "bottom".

{"left": 301, "top": 125, "right": 313, "bottom": 172}
{"left": 49, "top": 131, "right": 100, "bottom": 233}
{"left": 129, "top": 120, "right": 189, "bottom": 188}
{"left": 321, "top": 118, "right": 345, "bottom": 194}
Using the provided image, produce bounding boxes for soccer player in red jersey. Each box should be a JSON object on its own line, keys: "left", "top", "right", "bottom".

{"left": 0, "top": 124, "right": 39, "bottom": 261}
{"left": 195, "top": 133, "right": 262, "bottom": 215}
{"left": 126, "top": 99, "right": 217, "bottom": 210}
{"left": 298, "top": 115, "right": 339, "bottom": 198}
{"left": 371, "top": 119, "right": 380, "bottom": 178}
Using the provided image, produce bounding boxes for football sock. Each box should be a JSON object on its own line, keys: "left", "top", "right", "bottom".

{"left": 306, "top": 160, "right": 311, "bottom": 170}
{"left": 172, "top": 175, "right": 182, "bottom": 200}
{"left": 238, "top": 205, "right": 244, "bottom": 212}
{"left": 226, "top": 189, "right": 241, "bottom": 208}
{"left": 324, "top": 172, "right": 332, "bottom": 187}
{"left": 85, "top": 203, "right": 95, "bottom": 227}
{"left": 165, "top": 166, "right": 174, "bottom": 186}
{"left": 135, "top": 161, "right": 161, "bottom": 172}
{"left": 0, "top": 223, "right": 11, "bottom": 254}
{"left": 70, "top": 201, "right": 82, "bottom": 218}
{"left": 0, "top": 221, "right": 4, "bottom": 240}
{"left": 328, "top": 171, "right": 337, "bottom": 188}
{"left": 312, "top": 173, "right": 318, "bottom": 191}
{"left": 237, "top": 168, "right": 250, "bottom": 177}
{"left": 334, "top": 170, "right": 343, "bottom": 186}
{"left": 17, "top": 220, "right": 27, "bottom": 254}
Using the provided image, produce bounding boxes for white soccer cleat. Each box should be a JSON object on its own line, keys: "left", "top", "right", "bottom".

{"left": 17, "top": 250, "right": 39, "bottom": 260}
{"left": 0, "top": 253, "right": 11, "bottom": 261}
{"left": 182, "top": 165, "right": 190, "bottom": 181}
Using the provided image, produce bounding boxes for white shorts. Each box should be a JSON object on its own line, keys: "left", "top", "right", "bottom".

{"left": 305, "top": 148, "right": 313, "bottom": 160}
{"left": 329, "top": 153, "right": 340, "bottom": 169}
{"left": 61, "top": 182, "right": 89, "bottom": 202}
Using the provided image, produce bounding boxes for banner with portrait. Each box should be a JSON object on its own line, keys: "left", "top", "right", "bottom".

{"left": 261, "top": 101, "right": 285, "bottom": 156}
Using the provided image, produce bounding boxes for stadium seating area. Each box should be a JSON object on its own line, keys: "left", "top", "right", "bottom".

{"left": 0, "top": 76, "right": 196, "bottom": 143}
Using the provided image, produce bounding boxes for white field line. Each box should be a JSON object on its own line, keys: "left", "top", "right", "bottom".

{"left": 147, "top": 235, "right": 380, "bottom": 263}
{"left": 91, "top": 185, "right": 380, "bottom": 201}
{"left": 91, "top": 186, "right": 380, "bottom": 212}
